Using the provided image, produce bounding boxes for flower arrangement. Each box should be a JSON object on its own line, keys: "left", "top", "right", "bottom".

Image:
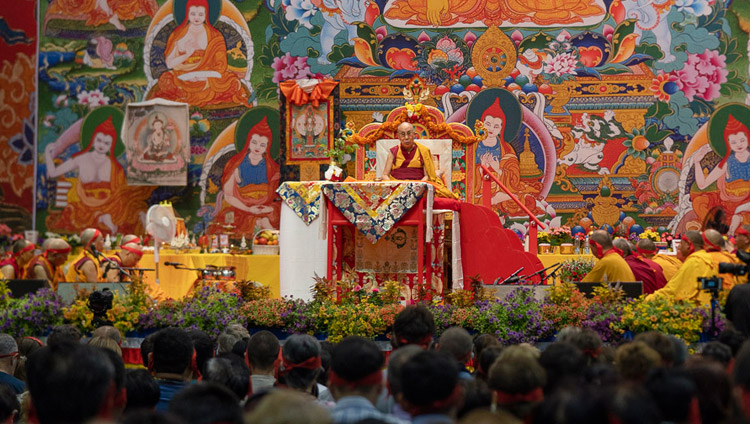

{"left": 557, "top": 257, "right": 596, "bottom": 283}
{"left": 473, "top": 288, "right": 551, "bottom": 344}
{"left": 243, "top": 298, "right": 291, "bottom": 328}
{"left": 542, "top": 282, "right": 591, "bottom": 330}
{"left": 538, "top": 232, "right": 551, "bottom": 244}
{"left": 180, "top": 286, "right": 246, "bottom": 340}
{"left": 0, "top": 289, "right": 65, "bottom": 337}
{"left": 640, "top": 229, "right": 660, "bottom": 242}
{"left": 613, "top": 296, "right": 708, "bottom": 344}
{"left": 660, "top": 232, "right": 675, "bottom": 244}
{"left": 549, "top": 226, "right": 573, "bottom": 246}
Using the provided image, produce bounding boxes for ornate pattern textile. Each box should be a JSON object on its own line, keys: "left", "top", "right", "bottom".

{"left": 276, "top": 181, "right": 324, "bottom": 225}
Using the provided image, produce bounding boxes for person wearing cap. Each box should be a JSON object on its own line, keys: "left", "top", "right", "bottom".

{"left": 65, "top": 228, "right": 104, "bottom": 283}
{"left": 0, "top": 239, "right": 35, "bottom": 280}
{"left": 0, "top": 334, "right": 25, "bottom": 395}
{"left": 328, "top": 336, "right": 408, "bottom": 424}
{"left": 103, "top": 235, "right": 144, "bottom": 282}
{"left": 581, "top": 230, "right": 635, "bottom": 283}
{"left": 636, "top": 238, "right": 683, "bottom": 281}
{"left": 29, "top": 238, "right": 70, "bottom": 290}
{"left": 648, "top": 231, "right": 718, "bottom": 305}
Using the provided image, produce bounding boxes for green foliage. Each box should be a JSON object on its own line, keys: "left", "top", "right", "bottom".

{"left": 646, "top": 101, "right": 672, "bottom": 120}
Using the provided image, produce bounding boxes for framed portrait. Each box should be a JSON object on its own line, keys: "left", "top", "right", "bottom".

{"left": 285, "top": 100, "right": 334, "bottom": 163}
{"left": 123, "top": 98, "right": 190, "bottom": 186}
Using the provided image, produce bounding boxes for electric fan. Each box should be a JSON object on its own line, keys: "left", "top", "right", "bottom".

{"left": 146, "top": 203, "right": 176, "bottom": 285}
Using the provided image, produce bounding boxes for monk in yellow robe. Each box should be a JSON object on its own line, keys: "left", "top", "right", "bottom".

{"left": 150, "top": 0, "right": 249, "bottom": 108}
{"left": 636, "top": 239, "right": 683, "bottom": 281}
{"left": 474, "top": 99, "right": 542, "bottom": 216}
{"left": 703, "top": 229, "right": 745, "bottom": 288}
{"left": 648, "top": 231, "right": 719, "bottom": 306}
{"left": 0, "top": 240, "right": 35, "bottom": 280}
{"left": 384, "top": 0, "right": 604, "bottom": 26}
{"left": 45, "top": 116, "right": 151, "bottom": 235}
{"left": 379, "top": 122, "right": 458, "bottom": 200}
{"left": 581, "top": 230, "right": 635, "bottom": 283}
{"left": 215, "top": 116, "right": 281, "bottom": 235}
{"left": 66, "top": 228, "right": 104, "bottom": 283}
{"left": 29, "top": 238, "right": 70, "bottom": 290}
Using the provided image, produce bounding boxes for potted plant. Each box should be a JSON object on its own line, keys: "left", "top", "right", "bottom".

{"left": 538, "top": 231, "right": 551, "bottom": 254}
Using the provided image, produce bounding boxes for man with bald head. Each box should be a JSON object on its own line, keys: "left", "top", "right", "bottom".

{"left": 0, "top": 239, "right": 35, "bottom": 279}
{"left": 29, "top": 238, "right": 70, "bottom": 289}
{"left": 103, "top": 235, "right": 144, "bottom": 282}
{"left": 635, "top": 238, "right": 682, "bottom": 281}
{"left": 581, "top": 230, "right": 635, "bottom": 283}
{"left": 613, "top": 238, "right": 666, "bottom": 294}
{"left": 648, "top": 231, "right": 718, "bottom": 305}
{"left": 378, "top": 122, "right": 457, "bottom": 199}
{"left": 703, "top": 229, "right": 744, "bottom": 289}
{"left": 65, "top": 228, "right": 105, "bottom": 283}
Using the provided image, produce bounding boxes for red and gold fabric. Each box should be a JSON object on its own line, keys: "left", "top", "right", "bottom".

{"left": 390, "top": 142, "right": 457, "bottom": 199}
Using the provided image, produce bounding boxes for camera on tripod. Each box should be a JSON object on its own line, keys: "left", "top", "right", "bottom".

{"left": 698, "top": 276, "right": 722, "bottom": 292}
{"left": 718, "top": 250, "right": 750, "bottom": 276}
{"left": 88, "top": 288, "right": 114, "bottom": 327}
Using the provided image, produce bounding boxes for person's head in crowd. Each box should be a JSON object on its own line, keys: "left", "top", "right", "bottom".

{"left": 612, "top": 237, "right": 632, "bottom": 256}
{"left": 667, "top": 335, "right": 688, "bottom": 367}
{"left": 645, "top": 368, "right": 699, "bottom": 424}
{"left": 684, "top": 358, "right": 737, "bottom": 424}
{"left": 700, "top": 342, "right": 733, "bottom": 369}
{"left": 327, "top": 336, "right": 384, "bottom": 404}
{"left": 589, "top": 230, "right": 614, "bottom": 259}
{"left": 99, "top": 346, "right": 127, "bottom": 418}
{"left": 0, "top": 384, "right": 18, "bottom": 424}
{"left": 437, "top": 327, "right": 473, "bottom": 368}
{"left": 703, "top": 229, "right": 725, "bottom": 252}
{"left": 385, "top": 344, "right": 422, "bottom": 402}
{"left": 735, "top": 225, "right": 750, "bottom": 251}
{"left": 615, "top": 341, "right": 661, "bottom": 382}
{"left": 279, "top": 334, "right": 322, "bottom": 395}
{"left": 26, "top": 342, "right": 115, "bottom": 424}
{"left": 459, "top": 408, "right": 521, "bottom": 424}
{"left": 231, "top": 339, "right": 248, "bottom": 359}
{"left": 186, "top": 329, "right": 214, "bottom": 376}
{"left": 733, "top": 340, "right": 750, "bottom": 390}
{"left": 168, "top": 382, "right": 243, "bottom": 424}
{"left": 124, "top": 369, "right": 160, "bottom": 414}
{"left": 246, "top": 330, "right": 280, "bottom": 376}
{"left": 217, "top": 323, "right": 249, "bottom": 355}
{"left": 46, "top": 324, "right": 81, "bottom": 347}
{"left": 472, "top": 334, "right": 500, "bottom": 367}
{"left": 679, "top": 230, "right": 704, "bottom": 259}
{"left": 203, "top": 355, "right": 250, "bottom": 402}
{"left": 119, "top": 410, "right": 184, "bottom": 424}
{"left": 317, "top": 340, "right": 333, "bottom": 388}
{"left": 81, "top": 227, "right": 104, "bottom": 253}
{"left": 582, "top": 363, "right": 620, "bottom": 388}
{"left": 488, "top": 350, "right": 546, "bottom": 420}
{"left": 13, "top": 336, "right": 43, "bottom": 382}
{"left": 636, "top": 238, "right": 658, "bottom": 259}
{"left": 634, "top": 331, "right": 675, "bottom": 367}
{"left": 477, "top": 346, "right": 504, "bottom": 382}
{"left": 456, "top": 379, "right": 493, "bottom": 420}
{"left": 141, "top": 331, "right": 157, "bottom": 368}
{"left": 605, "top": 384, "right": 662, "bottom": 424}
{"left": 92, "top": 325, "right": 122, "bottom": 345}
{"left": 400, "top": 351, "right": 462, "bottom": 418}
{"left": 0, "top": 335, "right": 20, "bottom": 379}
{"left": 392, "top": 305, "right": 435, "bottom": 349}
{"left": 89, "top": 335, "right": 123, "bottom": 356}
{"left": 567, "top": 328, "right": 603, "bottom": 365}
{"left": 499, "top": 343, "right": 540, "bottom": 360}
{"left": 150, "top": 327, "right": 195, "bottom": 381}
{"left": 244, "top": 389, "right": 332, "bottom": 424}
{"left": 555, "top": 326, "right": 582, "bottom": 344}
{"left": 718, "top": 328, "right": 747, "bottom": 357}
{"left": 537, "top": 342, "right": 586, "bottom": 394}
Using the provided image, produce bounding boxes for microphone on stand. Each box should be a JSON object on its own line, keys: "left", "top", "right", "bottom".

{"left": 164, "top": 261, "right": 184, "bottom": 267}
{"left": 495, "top": 267, "right": 524, "bottom": 285}
{"left": 525, "top": 262, "right": 562, "bottom": 285}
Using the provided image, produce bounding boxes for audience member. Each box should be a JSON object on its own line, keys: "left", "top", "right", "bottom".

{"left": 187, "top": 329, "right": 214, "bottom": 376}
{"left": 725, "top": 282, "right": 750, "bottom": 337}
{"left": 615, "top": 341, "right": 660, "bottom": 383}
{"left": 149, "top": 328, "right": 195, "bottom": 411}
{"left": 718, "top": 328, "right": 747, "bottom": 357}
{"left": 684, "top": 358, "right": 739, "bottom": 424}
{"left": 733, "top": 340, "right": 750, "bottom": 419}
{"left": 92, "top": 325, "right": 123, "bottom": 345}
{"left": 436, "top": 327, "right": 474, "bottom": 379}
{"left": 203, "top": 355, "right": 250, "bottom": 402}
{"left": 318, "top": 340, "right": 334, "bottom": 391}
{"left": 0, "top": 334, "right": 24, "bottom": 395}
{"left": 120, "top": 410, "right": 185, "bottom": 424}
{"left": 400, "top": 351, "right": 462, "bottom": 422}
{"left": 244, "top": 389, "right": 332, "bottom": 424}
{"left": 168, "top": 382, "right": 244, "bottom": 424}
{"left": 100, "top": 346, "right": 127, "bottom": 419}
{"left": 472, "top": 334, "right": 500, "bottom": 369}
{"left": 246, "top": 330, "right": 280, "bottom": 393}
{"left": 378, "top": 344, "right": 422, "bottom": 419}
{"left": 89, "top": 335, "right": 123, "bottom": 356}
{"left": 488, "top": 347, "right": 546, "bottom": 421}
{"left": 217, "top": 323, "right": 249, "bottom": 355}
{"left": 700, "top": 341, "right": 733, "bottom": 369}
{"left": 124, "top": 369, "right": 161, "bottom": 414}
{"left": 476, "top": 346, "right": 504, "bottom": 382}
{"left": 537, "top": 342, "right": 585, "bottom": 394}
{"left": 645, "top": 368, "right": 699, "bottom": 424}
{"left": 328, "top": 336, "right": 405, "bottom": 424}
{"left": 565, "top": 328, "right": 603, "bottom": 366}
{"left": 279, "top": 334, "right": 324, "bottom": 399}
{"left": 46, "top": 324, "right": 81, "bottom": 347}
{"left": 0, "top": 384, "right": 19, "bottom": 424}
{"left": 634, "top": 331, "right": 675, "bottom": 367}
{"left": 392, "top": 305, "right": 435, "bottom": 349}
{"left": 26, "top": 342, "right": 115, "bottom": 424}
{"left": 13, "top": 336, "right": 43, "bottom": 382}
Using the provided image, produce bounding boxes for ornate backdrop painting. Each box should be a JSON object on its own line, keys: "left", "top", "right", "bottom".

{"left": 1, "top": 0, "right": 36, "bottom": 231}
{"left": 28, "top": 0, "right": 750, "bottom": 241}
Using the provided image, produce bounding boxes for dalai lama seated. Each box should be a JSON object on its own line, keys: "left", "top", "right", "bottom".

{"left": 377, "top": 122, "right": 457, "bottom": 200}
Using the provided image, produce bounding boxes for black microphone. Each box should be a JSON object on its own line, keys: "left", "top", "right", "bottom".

{"left": 164, "top": 261, "right": 183, "bottom": 267}
{"left": 496, "top": 267, "right": 524, "bottom": 285}
{"left": 89, "top": 245, "right": 102, "bottom": 258}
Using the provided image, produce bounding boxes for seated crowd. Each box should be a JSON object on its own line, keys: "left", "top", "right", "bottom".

{"left": 3, "top": 303, "right": 750, "bottom": 424}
